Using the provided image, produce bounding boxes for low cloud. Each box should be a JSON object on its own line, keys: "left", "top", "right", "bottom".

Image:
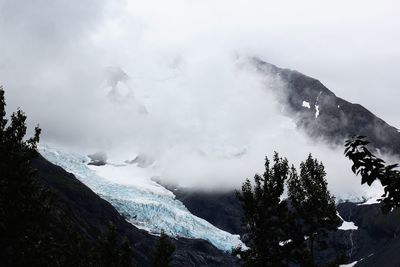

{"left": 1, "top": 0, "right": 395, "bottom": 199}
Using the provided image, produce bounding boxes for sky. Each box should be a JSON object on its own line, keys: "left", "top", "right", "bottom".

{"left": 0, "top": 0, "right": 398, "bottom": 197}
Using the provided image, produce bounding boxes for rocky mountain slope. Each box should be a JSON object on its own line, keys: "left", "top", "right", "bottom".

{"left": 38, "top": 146, "right": 244, "bottom": 253}
{"left": 33, "top": 151, "right": 400, "bottom": 267}
{"left": 252, "top": 58, "right": 400, "bottom": 156}
{"left": 164, "top": 59, "right": 400, "bottom": 266}
{"left": 32, "top": 155, "right": 238, "bottom": 266}
{"left": 337, "top": 201, "right": 400, "bottom": 266}
{"left": 171, "top": 187, "right": 400, "bottom": 267}
{"left": 29, "top": 59, "right": 400, "bottom": 266}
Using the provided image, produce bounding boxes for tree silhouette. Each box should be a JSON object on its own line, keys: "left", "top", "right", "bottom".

{"left": 0, "top": 87, "right": 52, "bottom": 266}
{"left": 235, "top": 152, "right": 340, "bottom": 267}
{"left": 288, "top": 154, "right": 340, "bottom": 266}
{"left": 345, "top": 135, "right": 400, "bottom": 213}
{"left": 234, "top": 152, "right": 298, "bottom": 266}
{"left": 0, "top": 87, "right": 135, "bottom": 266}
{"left": 152, "top": 230, "right": 175, "bottom": 267}
{"left": 95, "top": 223, "right": 133, "bottom": 267}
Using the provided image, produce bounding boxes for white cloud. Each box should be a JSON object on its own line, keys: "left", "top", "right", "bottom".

{"left": 0, "top": 0, "right": 396, "bottom": 198}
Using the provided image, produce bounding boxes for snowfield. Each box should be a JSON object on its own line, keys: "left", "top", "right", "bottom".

{"left": 39, "top": 145, "right": 245, "bottom": 252}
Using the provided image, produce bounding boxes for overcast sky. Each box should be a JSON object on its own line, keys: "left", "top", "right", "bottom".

{"left": 0, "top": 0, "right": 398, "bottom": 197}
{"left": 1, "top": 0, "right": 399, "bottom": 125}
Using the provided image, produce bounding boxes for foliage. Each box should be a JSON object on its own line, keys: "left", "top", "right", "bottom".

{"left": 234, "top": 153, "right": 294, "bottom": 266}
{"left": 92, "top": 223, "right": 133, "bottom": 267}
{"left": 0, "top": 87, "right": 134, "bottom": 266}
{"left": 345, "top": 135, "right": 400, "bottom": 213}
{"left": 235, "top": 152, "right": 340, "bottom": 267}
{"left": 288, "top": 154, "right": 340, "bottom": 265}
{"left": 152, "top": 230, "right": 176, "bottom": 267}
{"left": 0, "top": 86, "right": 51, "bottom": 266}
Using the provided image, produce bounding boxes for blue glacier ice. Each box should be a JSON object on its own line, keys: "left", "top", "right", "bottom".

{"left": 39, "top": 145, "right": 245, "bottom": 252}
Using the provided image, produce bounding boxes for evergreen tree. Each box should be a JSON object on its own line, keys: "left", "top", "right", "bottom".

{"left": 119, "top": 237, "right": 134, "bottom": 267}
{"left": 0, "top": 87, "right": 53, "bottom": 266}
{"left": 152, "top": 230, "right": 175, "bottom": 267}
{"left": 345, "top": 136, "right": 400, "bottom": 213}
{"left": 96, "top": 223, "right": 133, "bottom": 267}
{"left": 288, "top": 154, "right": 340, "bottom": 266}
{"left": 236, "top": 152, "right": 340, "bottom": 267}
{"left": 0, "top": 87, "right": 135, "bottom": 266}
{"left": 234, "top": 152, "right": 295, "bottom": 267}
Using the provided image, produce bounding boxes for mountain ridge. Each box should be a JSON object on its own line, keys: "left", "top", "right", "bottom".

{"left": 252, "top": 58, "right": 400, "bottom": 156}
{"left": 9, "top": 58, "right": 400, "bottom": 266}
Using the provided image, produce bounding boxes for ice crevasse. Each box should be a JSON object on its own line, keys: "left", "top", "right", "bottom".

{"left": 39, "top": 145, "right": 245, "bottom": 252}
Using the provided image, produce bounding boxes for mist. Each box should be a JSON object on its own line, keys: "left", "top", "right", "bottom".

{"left": 1, "top": 0, "right": 397, "bottom": 198}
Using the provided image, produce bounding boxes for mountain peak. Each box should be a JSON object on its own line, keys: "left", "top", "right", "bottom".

{"left": 252, "top": 57, "right": 400, "bottom": 156}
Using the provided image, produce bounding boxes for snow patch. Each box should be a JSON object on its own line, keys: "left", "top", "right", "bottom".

{"left": 315, "top": 105, "right": 320, "bottom": 118}
{"left": 357, "top": 197, "right": 380, "bottom": 206}
{"left": 302, "top": 101, "right": 311, "bottom": 109}
{"left": 337, "top": 212, "right": 358, "bottom": 230}
{"left": 340, "top": 261, "right": 358, "bottom": 267}
{"left": 39, "top": 145, "right": 245, "bottom": 252}
{"left": 279, "top": 239, "right": 292, "bottom": 246}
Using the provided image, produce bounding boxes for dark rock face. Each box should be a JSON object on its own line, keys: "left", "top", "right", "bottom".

{"left": 252, "top": 58, "right": 400, "bottom": 155}
{"left": 171, "top": 188, "right": 245, "bottom": 236}
{"left": 337, "top": 202, "right": 400, "bottom": 267}
{"left": 172, "top": 238, "right": 238, "bottom": 267}
{"left": 32, "top": 156, "right": 239, "bottom": 266}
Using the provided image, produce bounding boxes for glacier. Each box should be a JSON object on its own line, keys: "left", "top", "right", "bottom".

{"left": 39, "top": 145, "right": 245, "bottom": 252}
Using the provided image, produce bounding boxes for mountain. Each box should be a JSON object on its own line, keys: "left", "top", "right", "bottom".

{"left": 166, "top": 188, "right": 244, "bottom": 236}
{"left": 163, "top": 59, "right": 400, "bottom": 266}
{"left": 337, "top": 201, "right": 400, "bottom": 266}
{"left": 32, "top": 154, "right": 239, "bottom": 266}
{"left": 11, "top": 58, "right": 400, "bottom": 266}
{"left": 252, "top": 58, "right": 400, "bottom": 156}
{"left": 38, "top": 146, "right": 244, "bottom": 253}
{"left": 169, "top": 187, "right": 400, "bottom": 267}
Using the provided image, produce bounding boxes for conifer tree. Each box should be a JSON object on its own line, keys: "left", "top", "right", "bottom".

{"left": 0, "top": 87, "right": 51, "bottom": 266}
{"left": 236, "top": 152, "right": 340, "bottom": 267}
{"left": 235, "top": 152, "right": 294, "bottom": 267}
{"left": 96, "top": 223, "right": 133, "bottom": 267}
{"left": 152, "top": 230, "right": 175, "bottom": 267}
{"left": 0, "top": 87, "right": 135, "bottom": 266}
{"left": 287, "top": 154, "right": 340, "bottom": 266}
{"left": 120, "top": 237, "right": 134, "bottom": 267}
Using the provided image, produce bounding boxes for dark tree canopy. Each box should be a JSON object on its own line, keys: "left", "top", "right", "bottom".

{"left": 345, "top": 135, "right": 400, "bottom": 213}
{"left": 235, "top": 152, "right": 341, "bottom": 267}
{"left": 96, "top": 223, "right": 133, "bottom": 267}
{"left": 288, "top": 154, "right": 340, "bottom": 265}
{"left": 234, "top": 152, "right": 292, "bottom": 267}
{"left": 152, "top": 230, "right": 175, "bottom": 267}
{"left": 0, "top": 87, "right": 134, "bottom": 266}
{"left": 0, "top": 86, "right": 49, "bottom": 266}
